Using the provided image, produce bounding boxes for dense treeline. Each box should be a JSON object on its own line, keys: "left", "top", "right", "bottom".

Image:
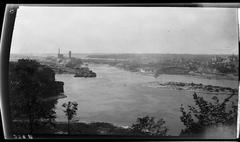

{"left": 9, "top": 59, "right": 64, "bottom": 133}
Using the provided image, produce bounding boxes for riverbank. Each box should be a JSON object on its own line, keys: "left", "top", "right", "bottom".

{"left": 87, "top": 63, "right": 238, "bottom": 81}
{"left": 12, "top": 121, "right": 131, "bottom": 136}
{"left": 84, "top": 54, "right": 238, "bottom": 82}
{"left": 143, "top": 81, "right": 238, "bottom": 95}
{"left": 41, "top": 93, "right": 67, "bottom": 101}
{"left": 12, "top": 120, "right": 237, "bottom": 139}
{"left": 135, "top": 69, "right": 238, "bottom": 81}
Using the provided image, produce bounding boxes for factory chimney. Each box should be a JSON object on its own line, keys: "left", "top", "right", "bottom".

{"left": 69, "top": 51, "right": 71, "bottom": 59}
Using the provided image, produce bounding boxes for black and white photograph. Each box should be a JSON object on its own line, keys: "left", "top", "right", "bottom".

{"left": 2, "top": 5, "right": 239, "bottom": 139}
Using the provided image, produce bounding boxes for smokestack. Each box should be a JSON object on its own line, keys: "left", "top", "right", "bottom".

{"left": 69, "top": 51, "right": 71, "bottom": 59}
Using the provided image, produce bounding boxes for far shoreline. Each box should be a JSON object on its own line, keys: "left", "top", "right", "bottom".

{"left": 86, "top": 63, "right": 239, "bottom": 81}
{"left": 42, "top": 93, "right": 67, "bottom": 101}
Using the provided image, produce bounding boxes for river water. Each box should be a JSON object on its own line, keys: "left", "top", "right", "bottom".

{"left": 55, "top": 64, "right": 238, "bottom": 136}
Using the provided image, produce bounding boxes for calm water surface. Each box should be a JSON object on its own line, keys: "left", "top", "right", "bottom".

{"left": 55, "top": 64, "right": 238, "bottom": 136}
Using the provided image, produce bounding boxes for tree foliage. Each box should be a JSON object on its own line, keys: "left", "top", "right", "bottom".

{"left": 179, "top": 92, "right": 237, "bottom": 136}
{"left": 9, "top": 59, "right": 63, "bottom": 133}
{"left": 130, "top": 116, "right": 168, "bottom": 136}
{"left": 62, "top": 101, "right": 78, "bottom": 134}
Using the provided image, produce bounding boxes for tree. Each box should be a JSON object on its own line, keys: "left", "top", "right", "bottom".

{"left": 62, "top": 101, "right": 78, "bottom": 135}
{"left": 179, "top": 92, "right": 237, "bottom": 136}
{"left": 9, "top": 59, "right": 63, "bottom": 134}
{"left": 130, "top": 116, "right": 168, "bottom": 136}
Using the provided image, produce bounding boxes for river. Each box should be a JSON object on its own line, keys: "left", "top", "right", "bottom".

{"left": 55, "top": 64, "right": 238, "bottom": 136}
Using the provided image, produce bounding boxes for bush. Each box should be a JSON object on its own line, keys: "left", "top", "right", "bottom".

{"left": 130, "top": 116, "right": 168, "bottom": 136}
{"left": 179, "top": 92, "right": 237, "bottom": 136}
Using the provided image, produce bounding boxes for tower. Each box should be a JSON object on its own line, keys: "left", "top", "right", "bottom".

{"left": 57, "top": 48, "right": 63, "bottom": 59}
{"left": 58, "top": 48, "right": 60, "bottom": 58}
{"left": 69, "top": 51, "right": 71, "bottom": 59}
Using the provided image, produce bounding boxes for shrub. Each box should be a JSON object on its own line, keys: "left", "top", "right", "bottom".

{"left": 130, "top": 116, "right": 168, "bottom": 136}
{"left": 179, "top": 92, "right": 237, "bottom": 136}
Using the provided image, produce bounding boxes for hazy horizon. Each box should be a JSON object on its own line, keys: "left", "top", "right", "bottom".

{"left": 10, "top": 52, "right": 239, "bottom": 56}
{"left": 10, "top": 6, "right": 239, "bottom": 54}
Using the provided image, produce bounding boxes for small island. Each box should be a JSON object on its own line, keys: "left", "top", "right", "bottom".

{"left": 74, "top": 67, "right": 97, "bottom": 78}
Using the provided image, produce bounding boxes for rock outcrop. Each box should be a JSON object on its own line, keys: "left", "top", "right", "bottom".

{"left": 74, "top": 67, "right": 96, "bottom": 78}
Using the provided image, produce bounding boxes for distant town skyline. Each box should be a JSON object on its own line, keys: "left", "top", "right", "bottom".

{"left": 10, "top": 6, "right": 239, "bottom": 55}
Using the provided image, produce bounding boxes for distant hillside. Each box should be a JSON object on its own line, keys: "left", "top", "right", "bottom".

{"left": 87, "top": 53, "right": 235, "bottom": 64}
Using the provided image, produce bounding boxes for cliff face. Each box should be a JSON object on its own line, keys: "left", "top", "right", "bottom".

{"left": 74, "top": 67, "right": 96, "bottom": 78}
{"left": 9, "top": 59, "right": 65, "bottom": 120}
{"left": 9, "top": 59, "right": 65, "bottom": 98}
{"left": 55, "top": 81, "right": 64, "bottom": 93}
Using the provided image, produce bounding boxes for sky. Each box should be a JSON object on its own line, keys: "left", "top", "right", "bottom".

{"left": 10, "top": 6, "right": 239, "bottom": 54}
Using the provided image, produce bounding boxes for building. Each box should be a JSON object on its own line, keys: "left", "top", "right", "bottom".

{"left": 58, "top": 48, "right": 64, "bottom": 59}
